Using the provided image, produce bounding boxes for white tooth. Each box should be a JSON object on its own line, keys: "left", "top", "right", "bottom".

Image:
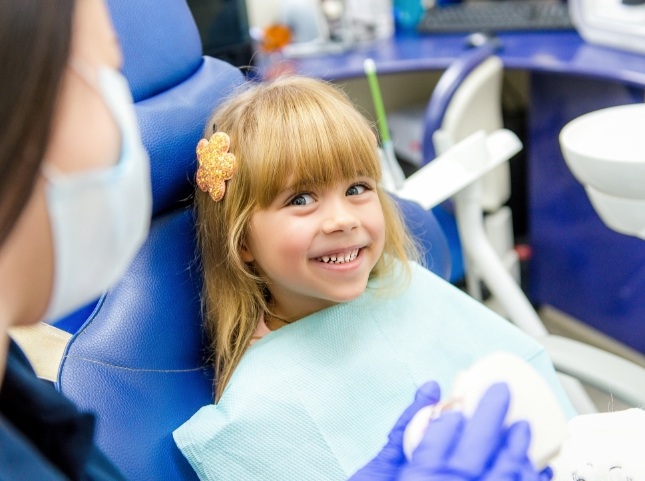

{"left": 322, "top": 256, "right": 329, "bottom": 263}
{"left": 330, "top": 256, "right": 337, "bottom": 262}
{"left": 344, "top": 254, "right": 351, "bottom": 262}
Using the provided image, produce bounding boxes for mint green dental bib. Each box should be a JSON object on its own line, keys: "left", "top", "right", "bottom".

{"left": 174, "top": 262, "right": 574, "bottom": 481}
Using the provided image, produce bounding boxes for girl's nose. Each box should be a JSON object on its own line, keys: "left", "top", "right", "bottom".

{"left": 322, "top": 201, "right": 360, "bottom": 234}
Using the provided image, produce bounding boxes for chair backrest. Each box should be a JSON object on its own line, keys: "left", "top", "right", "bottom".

{"left": 422, "top": 42, "right": 510, "bottom": 212}
{"left": 395, "top": 197, "right": 451, "bottom": 279}
{"left": 56, "top": 2, "right": 451, "bottom": 480}
{"left": 417, "top": 43, "right": 514, "bottom": 287}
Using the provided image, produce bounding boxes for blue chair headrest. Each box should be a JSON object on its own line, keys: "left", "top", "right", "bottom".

{"left": 107, "top": 0, "right": 203, "bottom": 102}
{"left": 136, "top": 59, "right": 243, "bottom": 215}
{"left": 107, "top": 0, "right": 245, "bottom": 216}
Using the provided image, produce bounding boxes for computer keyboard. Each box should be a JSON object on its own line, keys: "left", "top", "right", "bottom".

{"left": 417, "top": 1, "right": 574, "bottom": 34}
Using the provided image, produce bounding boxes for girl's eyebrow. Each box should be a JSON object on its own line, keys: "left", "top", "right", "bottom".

{"left": 272, "top": 184, "right": 303, "bottom": 203}
{"left": 280, "top": 176, "right": 372, "bottom": 195}
{"left": 276, "top": 184, "right": 299, "bottom": 197}
{"left": 279, "top": 181, "right": 315, "bottom": 194}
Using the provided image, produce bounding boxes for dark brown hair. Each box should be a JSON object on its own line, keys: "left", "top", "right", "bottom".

{"left": 0, "top": 0, "right": 74, "bottom": 246}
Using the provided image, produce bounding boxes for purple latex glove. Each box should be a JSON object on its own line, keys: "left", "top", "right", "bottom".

{"left": 349, "top": 381, "right": 442, "bottom": 481}
{"left": 399, "top": 383, "right": 552, "bottom": 481}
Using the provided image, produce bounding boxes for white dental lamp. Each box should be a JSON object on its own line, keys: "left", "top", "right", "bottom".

{"left": 560, "top": 103, "right": 645, "bottom": 240}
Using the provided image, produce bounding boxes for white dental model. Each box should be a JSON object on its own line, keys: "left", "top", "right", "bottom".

{"left": 402, "top": 352, "right": 570, "bottom": 470}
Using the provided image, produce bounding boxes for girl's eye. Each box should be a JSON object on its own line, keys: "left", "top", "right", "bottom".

{"left": 346, "top": 183, "right": 369, "bottom": 196}
{"left": 289, "top": 193, "right": 314, "bottom": 206}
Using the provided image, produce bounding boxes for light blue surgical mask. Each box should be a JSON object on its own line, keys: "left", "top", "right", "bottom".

{"left": 42, "top": 64, "right": 152, "bottom": 322}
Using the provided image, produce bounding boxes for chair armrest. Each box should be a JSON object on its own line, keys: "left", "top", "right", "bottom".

{"left": 541, "top": 334, "right": 645, "bottom": 408}
{"left": 396, "top": 129, "right": 521, "bottom": 210}
{"left": 9, "top": 323, "right": 71, "bottom": 382}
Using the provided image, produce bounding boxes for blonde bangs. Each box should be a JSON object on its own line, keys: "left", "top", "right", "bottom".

{"left": 213, "top": 76, "right": 382, "bottom": 208}
{"left": 254, "top": 125, "right": 381, "bottom": 208}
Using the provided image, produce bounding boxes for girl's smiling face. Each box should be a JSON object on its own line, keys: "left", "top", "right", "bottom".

{"left": 241, "top": 175, "right": 386, "bottom": 322}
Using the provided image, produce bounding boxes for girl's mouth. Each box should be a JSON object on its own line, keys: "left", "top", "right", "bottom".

{"left": 314, "top": 248, "right": 361, "bottom": 264}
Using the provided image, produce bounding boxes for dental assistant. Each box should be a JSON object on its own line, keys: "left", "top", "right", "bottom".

{"left": 0, "top": 0, "right": 150, "bottom": 478}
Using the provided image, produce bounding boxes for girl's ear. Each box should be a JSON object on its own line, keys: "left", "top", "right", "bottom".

{"left": 239, "top": 240, "right": 254, "bottom": 263}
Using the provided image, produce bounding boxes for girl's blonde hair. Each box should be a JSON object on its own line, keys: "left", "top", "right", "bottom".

{"left": 195, "top": 75, "right": 419, "bottom": 400}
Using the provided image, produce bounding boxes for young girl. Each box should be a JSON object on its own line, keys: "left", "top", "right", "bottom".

{"left": 174, "top": 75, "right": 575, "bottom": 480}
{"left": 195, "top": 74, "right": 416, "bottom": 402}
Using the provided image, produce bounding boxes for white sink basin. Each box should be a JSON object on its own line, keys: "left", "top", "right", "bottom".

{"left": 560, "top": 103, "right": 645, "bottom": 200}
{"left": 560, "top": 103, "right": 645, "bottom": 239}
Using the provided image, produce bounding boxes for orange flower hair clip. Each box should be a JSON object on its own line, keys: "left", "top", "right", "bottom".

{"left": 196, "top": 132, "right": 238, "bottom": 202}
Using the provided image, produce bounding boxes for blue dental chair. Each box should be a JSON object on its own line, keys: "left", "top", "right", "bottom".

{"left": 55, "top": 1, "right": 451, "bottom": 480}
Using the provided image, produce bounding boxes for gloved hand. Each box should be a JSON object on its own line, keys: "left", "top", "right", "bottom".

{"left": 349, "top": 382, "right": 552, "bottom": 481}
{"left": 349, "top": 381, "right": 442, "bottom": 481}
{"left": 398, "top": 383, "right": 552, "bottom": 481}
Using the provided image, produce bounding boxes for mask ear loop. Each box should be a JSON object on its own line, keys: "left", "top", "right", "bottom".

{"left": 68, "top": 57, "right": 102, "bottom": 93}
{"left": 65, "top": 58, "right": 126, "bottom": 170}
{"left": 40, "top": 61, "right": 81, "bottom": 184}
{"left": 40, "top": 163, "right": 65, "bottom": 183}
{"left": 40, "top": 59, "right": 105, "bottom": 182}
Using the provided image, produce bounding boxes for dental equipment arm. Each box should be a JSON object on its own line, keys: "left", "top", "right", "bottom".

{"left": 395, "top": 130, "right": 645, "bottom": 411}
